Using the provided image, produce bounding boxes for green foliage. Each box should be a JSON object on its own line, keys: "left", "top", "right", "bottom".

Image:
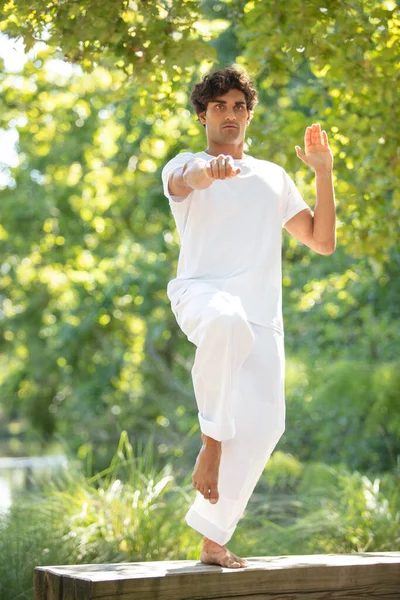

{"left": 238, "top": 451, "right": 400, "bottom": 555}
{"left": 0, "top": 431, "right": 200, "bottom": 600}
{"left": 3, "top": 0, "right": 399, "bottom": 257}
{"left": 0, "top": 0, "right": 399, "bottom": 477}
{"left": 0, "top": 3, "right": 398, "bottom": 584}
{"left": 35, "top": 431, "right": 197, "bottom": 562}
{"left": 0, "top": 45, "right": 200, "bottom": 459}
{"left": 0, "top": 503, "right": 77, "bottom": 600}
{"left": 236, "top": 0, "right": 400, "bottom": 261}
{"left": 283, "top": 247, "right": 400, "bottom": 363}
{"left": 281, "top": 357, "right": 400, "bottom": 472}
{"left": 1, "top": 439, "right": 398, "bottom": 600}
{"left": 0, "top": 0, "right": 214, "bottom": 77}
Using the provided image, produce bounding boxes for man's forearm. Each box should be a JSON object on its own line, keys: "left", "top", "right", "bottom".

{"left": 313, "top": 168, "right": 336, "bottom": 252}
{"left": 169, "top": 163, "right": 193, "bottom": 199}
{"left": 169, "top": 158, "right": 212, "bottom": 199}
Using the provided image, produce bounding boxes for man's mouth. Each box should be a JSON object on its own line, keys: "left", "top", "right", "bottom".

{"left": 222, "top": 124, "right": 238, "bottom": 129}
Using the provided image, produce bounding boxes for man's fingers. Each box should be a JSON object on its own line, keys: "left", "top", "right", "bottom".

{"left": 205, "top": 163, "right": 214, "bottom": 179}
{"left": 225, "top": 157, "right": 239, "bottom": 177}
{"left": 222, "top": 157, "right": 231, "bottom": 179}
{"left": 295, "top": 146, "right": 309, "bottom": 164}
{"left": 226, "top": 166, "right": 241, "bottom": 177}
{"left": 218, "top": 157, "right": 223, "bottom": 178}
{"left": 218, "top": 155, "right": 239, "bottom": 179}
{"left": 216, "top": 155, "right": 225, "bottom": 179}
{"left": 305, "top": 127, "right": 312, "bottom": 146}
{"left": 205, "top": 155, "right": 241, "bottom": 179}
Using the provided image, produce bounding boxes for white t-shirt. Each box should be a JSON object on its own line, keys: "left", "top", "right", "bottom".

{"left": 161, "top": 150, "right": 310, "bottom": 330}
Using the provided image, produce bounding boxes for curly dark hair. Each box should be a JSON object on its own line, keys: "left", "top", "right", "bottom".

{"left": 190, "top": 66, "right": 258, "bottom": 125}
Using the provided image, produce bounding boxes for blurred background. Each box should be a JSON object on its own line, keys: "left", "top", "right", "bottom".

{"left": 0, "top": 0, "right": 399, "bottom": 598}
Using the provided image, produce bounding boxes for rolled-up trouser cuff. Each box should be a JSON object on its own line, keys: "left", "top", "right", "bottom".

{"left": 198, "top": 412, "right": 235, "bottom": 442}
{"left": 185, "top": 507, "right": 233, "bottom": 546}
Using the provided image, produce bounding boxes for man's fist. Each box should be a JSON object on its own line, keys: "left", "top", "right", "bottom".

{"left": 204, "top": 154, "right": 241, "bottom": 180}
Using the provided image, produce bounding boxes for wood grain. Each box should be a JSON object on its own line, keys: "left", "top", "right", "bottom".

{"left": 33, "top": 552, "right": 400, "bottom": 600}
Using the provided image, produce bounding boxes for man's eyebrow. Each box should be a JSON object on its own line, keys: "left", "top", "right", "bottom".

{"left": 209, "top": 99, "right": 247, "bottom": 105}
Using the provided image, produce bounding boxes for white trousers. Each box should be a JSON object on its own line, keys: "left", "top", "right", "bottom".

{"left": 171, "top": 281, "right": 286, "bottom": 546}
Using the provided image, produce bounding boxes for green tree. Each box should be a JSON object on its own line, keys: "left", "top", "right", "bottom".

{"left": 0, "top": 0, "right": 211, "bottom": 77}
{"left": 1, "top": 0, "right": 399, "bottom": 475}
{"left": 234, "top": 0, "right": 400, "bottom": 260}
{"left": 0, "top": 44, "right": 202, "bottom": 465}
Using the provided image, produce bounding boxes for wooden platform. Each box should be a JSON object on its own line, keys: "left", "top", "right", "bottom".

{"left": 34, "top": 552, "right": 400, "bottom": 600}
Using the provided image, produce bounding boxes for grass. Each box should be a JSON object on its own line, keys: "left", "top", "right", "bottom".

{"left": 0, "top": 431, "right": 201, "bottom": 600}
{"left": 235, "top": 451, "right": 400, "bottom": 555}
{"left": 0, "top": 434, "right": 399, "bottom": 600}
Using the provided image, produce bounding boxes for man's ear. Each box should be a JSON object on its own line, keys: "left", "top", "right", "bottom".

{"left": 198, "top": 110, "right": 206, "bottom": 126}
{"left": 247, "top": 110, "right": 253, "bottom": 124}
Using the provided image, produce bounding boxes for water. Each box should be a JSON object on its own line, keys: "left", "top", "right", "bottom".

{"left": 0, "top": 455, "right": 68, "bottom": 513}
{"left": 0, "top": 473, "right": 12, "bottom": 513}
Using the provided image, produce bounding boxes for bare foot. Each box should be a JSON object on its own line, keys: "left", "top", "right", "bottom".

{"left": 192, "top": 434, "right": 222, "bottom": 504}
{"left": 200, "top": 536, "right": 248, "bottom": 568}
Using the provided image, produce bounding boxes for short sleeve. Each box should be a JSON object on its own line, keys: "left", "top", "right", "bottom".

{"left": 161, "top": 151, "right": 195, "bottom": 203}
{"left": 281, "top": 170, "right": 311, "bottom": 226}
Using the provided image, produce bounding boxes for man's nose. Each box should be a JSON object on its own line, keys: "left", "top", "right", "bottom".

{"left": 225, "top": 111, "right": 237, "bottom": 120}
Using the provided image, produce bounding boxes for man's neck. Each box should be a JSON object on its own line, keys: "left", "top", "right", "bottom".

{"left": 205, "top": 142, "right": 245, "bottom": 159}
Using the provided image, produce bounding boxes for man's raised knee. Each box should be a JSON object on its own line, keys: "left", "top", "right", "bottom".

{"left": 213, "top": 310, "right": 251, "bottom": 335}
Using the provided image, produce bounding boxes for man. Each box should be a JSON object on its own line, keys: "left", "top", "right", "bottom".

{"left": 161, "top": 66, "right": 336, "bottom": 568}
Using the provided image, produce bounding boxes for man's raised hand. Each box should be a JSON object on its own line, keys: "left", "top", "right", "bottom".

{"left": 295, "top": 123, "right": 333, "bottom": 173}
{"left": 204, "top": 154, "right": 241, "bottom": 180}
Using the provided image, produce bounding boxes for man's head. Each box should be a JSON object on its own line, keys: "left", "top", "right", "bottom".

{"left": 190, "top": 66, "right": 258, "bottom": 149}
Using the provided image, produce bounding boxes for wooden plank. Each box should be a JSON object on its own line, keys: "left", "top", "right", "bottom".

{"left": 75, "top": 577, "right": 94, "bottom": 600}
{"left": 34, "top": 569, "right": 93, "bottom": 600}
{"left": 61, "top": 574, "right": 92, "bottom": 600}
{"left": 84, "top": 554, "right": 400, "bottom": 600}
{"left": 34, "top": 567, "right": 46, "bottom": 600}
{"left": 90, "top": 590, "right": 400, "bottom": 600}
{"left": 33, "top": 553, "right": 400, "bottom": 600}
{"left": 164, "top": 593, "right": 400, "bottom": 600}
{"left": 61, "top": 576, "right": 75, "bottom": 600}
{"left": 44, "top": 570, "right": 62, "bottom": 600}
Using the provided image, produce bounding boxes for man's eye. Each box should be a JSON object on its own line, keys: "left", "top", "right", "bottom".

{"left": 235, "top": 105, "right": 245, "bottom": 111}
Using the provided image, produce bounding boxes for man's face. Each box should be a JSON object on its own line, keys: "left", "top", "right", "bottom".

{"left": 199, "top": 88, "right": 252, "bottom": 144}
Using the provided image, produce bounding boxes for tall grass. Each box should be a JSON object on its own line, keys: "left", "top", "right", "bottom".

{"left": 1, "top": 434, "right": 399, "bottom": 600}
{"left": 235, "top": 451, "right": 400, "bottom": 556}
{"left": 0, "top": 431, "right": 200, "bottom": 600}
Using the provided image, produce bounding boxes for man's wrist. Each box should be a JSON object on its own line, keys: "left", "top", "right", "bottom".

{"left": 183, "top": 159, "right": 210, "bottom": 189}
{"left": 314, "top": 166, "right": 333, "bottom": 177}
{"left": 182, "top": 163, "right": 193, "bottom": 189}
{"left": 201, "top": 433, "right": 222, "bottom": 447}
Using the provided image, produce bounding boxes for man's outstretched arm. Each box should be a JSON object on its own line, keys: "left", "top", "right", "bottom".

{"left": 284, "top": 123, "right": 336, "bottom": 255}
{"left": 168, "top": 155, "right": 241, "bottom": 201}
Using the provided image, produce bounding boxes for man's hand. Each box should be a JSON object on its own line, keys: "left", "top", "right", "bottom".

{"left": 295, "top": 123, "right": 333, "bottom": 173}
{"left": 169, "top": 154, "right": 241, "bottom": 200}
{"left": 204, "top": 154, "right": 241, "bottom": 180}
